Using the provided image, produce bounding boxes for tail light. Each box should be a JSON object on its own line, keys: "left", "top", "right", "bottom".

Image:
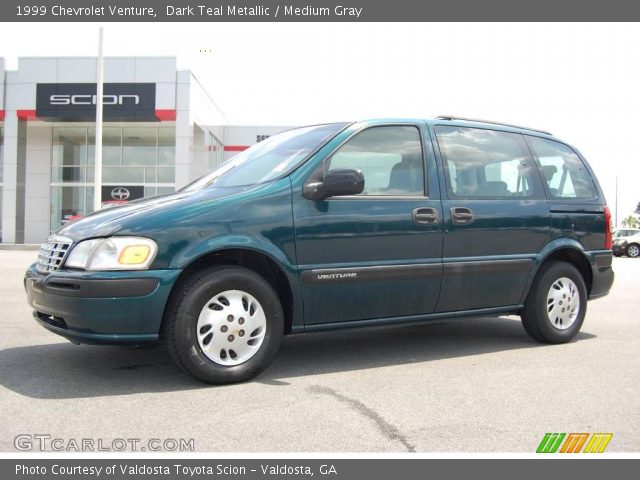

{"left": 604, "top": 205, "right": 612, "bottom": 249}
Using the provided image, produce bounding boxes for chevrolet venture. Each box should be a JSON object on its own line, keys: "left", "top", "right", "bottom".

{"left": 25, "top": 117, "right": 614, "bottom": 384}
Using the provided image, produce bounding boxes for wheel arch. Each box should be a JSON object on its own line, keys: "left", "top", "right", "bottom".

{"left": 161, "top": 245, "right": 301, "bottom": 337}
{"left": 522, "top": 239, "right": 594, "bottom": 303}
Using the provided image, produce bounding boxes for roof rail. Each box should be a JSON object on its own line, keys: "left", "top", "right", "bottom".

{"left": 434, "top": 115, "right": 552, "bottom": 135}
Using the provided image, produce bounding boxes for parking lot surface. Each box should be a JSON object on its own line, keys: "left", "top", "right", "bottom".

{"left": 1, "top": 250, "right": 638, "bottom": 452}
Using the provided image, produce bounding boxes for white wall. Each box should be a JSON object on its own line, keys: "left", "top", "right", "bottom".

{"left": 6, "top": 56, "right": 178, "bottom": 105}
{"left": 0, "top": 57, "right": 5, "bottom": 111}
{"left": 222, "top": 125, "right": 295, "bottom": 161}
{"left": 1, "top": 68, "right": 25, "bottom": 243}
{"left": 174, "top": 71, "right": 228, "bottom": 188}
{"left": 0, "top": 58, "right": 5, "bottom": 242}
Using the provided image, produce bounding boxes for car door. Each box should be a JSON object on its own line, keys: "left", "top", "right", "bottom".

{"left": 431, "top": 124, "right": 550, "bottom": 312}
{"left": 292, "top": 123, "right": 444, "bottom": 325}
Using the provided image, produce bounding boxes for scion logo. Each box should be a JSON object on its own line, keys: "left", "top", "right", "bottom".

{"left": 536, "top": 432, "right": 613, "bottom": 453}
{"left": 50, "top": 94, "right": 140, "bottom": 106}
{"left": 101, "top": 185, "right": 143, "bottom": 204}
{"left": 111, "top": 187, "right": 131, "bottom": 201}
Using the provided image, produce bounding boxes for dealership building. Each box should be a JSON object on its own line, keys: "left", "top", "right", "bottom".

{"left": 0, "top": 56, "right": 291, "bottom": 244}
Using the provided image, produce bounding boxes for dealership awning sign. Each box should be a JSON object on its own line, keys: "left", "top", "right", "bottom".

{"left": 36, "top": 83, "right": 157, "bottom": 121}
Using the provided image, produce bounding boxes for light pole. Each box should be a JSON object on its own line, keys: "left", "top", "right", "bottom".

{"left": 93, "top": 27, "right": 104, "bottom": 213}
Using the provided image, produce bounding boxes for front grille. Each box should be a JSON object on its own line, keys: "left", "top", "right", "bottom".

{"left": 36, "top": 236, "right": 73, "bottom": 274}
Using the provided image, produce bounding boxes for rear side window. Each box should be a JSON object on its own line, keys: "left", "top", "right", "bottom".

{"left": 327, "top": 126, "right": 424, "bottom": 196}
{"left": 527, "top": 136, "right": 597, "bottom": 199}
{"left": 434, "top": 126, "right": 537, "bottom": 199}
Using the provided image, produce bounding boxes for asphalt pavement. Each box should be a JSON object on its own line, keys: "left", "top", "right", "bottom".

{"left": 1, "top": 251, "right": 638, "bottom": 452}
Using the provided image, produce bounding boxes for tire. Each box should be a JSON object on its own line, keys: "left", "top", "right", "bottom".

{"left": 521, "top": 261, "right": 587, "bottom": 344}
{"left": 625, "top": 243, "right": 640, "bottom": 258}
{"left": 164, "top": 266, "right": 284, "bottom": 384}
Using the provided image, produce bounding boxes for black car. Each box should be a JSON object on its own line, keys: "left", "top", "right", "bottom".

{"left": 612, "top": 239, "right": 627, "bottom": 257}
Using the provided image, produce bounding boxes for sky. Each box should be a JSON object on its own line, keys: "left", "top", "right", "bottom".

{"left": 0, "top": 22, "right": 638, "bottom": 222}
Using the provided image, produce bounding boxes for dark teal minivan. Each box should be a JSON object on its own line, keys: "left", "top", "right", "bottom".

{"left": 25, "top": 117, "right": 614, "bottom": 384}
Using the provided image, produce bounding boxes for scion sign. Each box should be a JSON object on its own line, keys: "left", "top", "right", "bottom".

{"left": 36, "top": 83, "right": 157, "bottom": 121}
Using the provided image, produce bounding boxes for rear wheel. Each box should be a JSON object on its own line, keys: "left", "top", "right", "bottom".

{"left": 165, "top": 266, "right": 284, "bottom": 384}
{"left": 521, "top": 261, "right": 587, "bottom": 344}
{"left": 626, "top": 243, "right": 640, "bottom": 258}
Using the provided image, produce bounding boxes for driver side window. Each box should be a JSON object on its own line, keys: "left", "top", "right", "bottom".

{"left": 326, "top": 126, "right": 425, "bottom": 196}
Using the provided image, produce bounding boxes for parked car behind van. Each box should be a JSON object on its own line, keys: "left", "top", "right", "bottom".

{"left": 25, "top": 117, "right": 614, "bottom": 384}
{"left": 613, "top": 228, "right": 640, "bottom": 240}
{"left": 619, "top": 233, "right": 640, "bottom": 258}
{"left": 612, "top": 228, "right": 640, "bottom": 257}
{"left": 612, "top": 238, "right": 627, "bottom": 257}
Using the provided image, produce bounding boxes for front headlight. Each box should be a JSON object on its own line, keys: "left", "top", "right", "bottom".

{"left": 65, "top": 237, "right": 158, "bottom": 271}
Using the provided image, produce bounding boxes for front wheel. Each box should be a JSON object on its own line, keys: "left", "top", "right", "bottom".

{"left": 164, "top": 266, "right": 284, "bottom": 384}
{"left": 626, "top": 243, "right": 640, "bottom": 258}
{"left": 521, "top": 261, "right": 587, "bottom": 344}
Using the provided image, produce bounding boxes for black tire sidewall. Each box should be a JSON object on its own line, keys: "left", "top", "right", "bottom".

{"left": 171, "top": 267, "right": 284, "bottom": 384}
{"left": 530, "top": 262, "right": 588, "bottom": 343}
{"left": 626, "top": 243, "right": 640, "bottom": 258}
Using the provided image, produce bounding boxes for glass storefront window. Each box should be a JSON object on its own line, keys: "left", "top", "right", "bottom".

{"left": 52, "top": 127, "right": 87, "bottom": 167}
{"left": 208, "top": 133, "right": 224, "bottom": 171}
{"left": 50, "top": 125, "right": 176, "bottom": 232}
{"left": 123, "top": 127, "right": 157, "bottom": 166}
{"left": 156, "top": 186, "right": 175, "bottom": 196}
{"left": 50, "top": 186, "right": 94, "bottom": 231}
{"left": 102, "top": 166, "right": 145, "bottom": 183}
{"left": 157, "top": 166, "right": 175, "bottom": 183}
{"left": 89, "top": 127, "right": 122, "bottom": 166}
{"left": 158, "top": 128, "right": 175, "bottom": 166}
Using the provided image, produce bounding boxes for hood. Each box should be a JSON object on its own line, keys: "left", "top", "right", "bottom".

{"left": 56, "top": 186, "right": 250, "bottom": 242}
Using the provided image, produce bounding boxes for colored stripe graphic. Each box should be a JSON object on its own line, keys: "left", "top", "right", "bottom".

{"left": 583, "top": 433, "right": 613, "bottom": 453}
{"left": 537, "top": 433, "right": 566, "bottom": 453}
{"left": 537, "top": 433, "right": 613, "bottom": 453}
{"left": 560, "top": 433, "right": 589, "bottom": 453}
{"left": 155, "top": 109, "right": 176, "bottom": 121}
{"left": 224, "top": 145, "right": 249, "bottom": 152}
{"left": 17, "top": 109, "right": 37, "bottom": 120}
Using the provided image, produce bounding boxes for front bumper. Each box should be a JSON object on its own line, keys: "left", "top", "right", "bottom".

{"left": 24, "top": 263, "right": 182, "bottom": 345}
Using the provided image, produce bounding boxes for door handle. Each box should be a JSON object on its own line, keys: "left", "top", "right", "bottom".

{"left": 450, "top": 207, "right": 474, "bottom": 224}
{"left": 413, "top": 207, "right": 439, "bottom": 224}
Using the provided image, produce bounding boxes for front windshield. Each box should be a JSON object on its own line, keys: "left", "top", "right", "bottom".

{"left": 182, "top": 123, "right": 348, "bottom": 191}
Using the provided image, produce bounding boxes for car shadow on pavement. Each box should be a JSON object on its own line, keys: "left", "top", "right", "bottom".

{"left": 0, "top": 316, "right": 595, "bottom": 399}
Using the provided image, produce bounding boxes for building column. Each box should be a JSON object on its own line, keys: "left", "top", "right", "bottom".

{"left": 1, "top": 113, "right": 26, "bottom": 243}
{"left": 24, "top": 124, "right": 52, "bottom": 243}
{"left": 174, "top": 70, "right": 193, "bottom": 189}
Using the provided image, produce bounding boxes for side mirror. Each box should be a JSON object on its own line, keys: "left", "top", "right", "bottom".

{"left": 303, "top": 168, "right": 365, "bottom": 200}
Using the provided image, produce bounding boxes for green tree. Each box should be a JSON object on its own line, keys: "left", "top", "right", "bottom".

{"left": 622, "top": 215, "right": 639, "bottom": 229}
